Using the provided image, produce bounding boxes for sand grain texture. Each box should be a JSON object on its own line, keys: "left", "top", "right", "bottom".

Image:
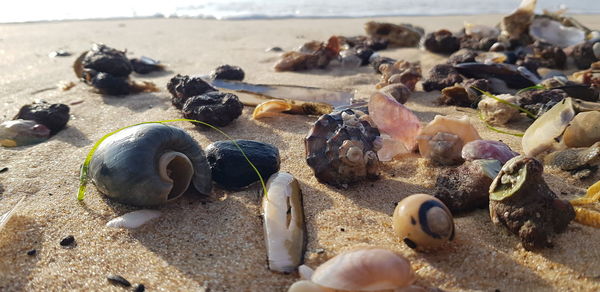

{"left": 1, "top": 15, "right": 600, "bottom": 291}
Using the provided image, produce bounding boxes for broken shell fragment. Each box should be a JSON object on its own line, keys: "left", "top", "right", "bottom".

{"left": 522, "top": 98, "right": 575, "bottom": 156}
{"left": 416, "top": 115, "right": 481, "bottom": 164}
{"left": 489, "top": 156, "right": 575, "bottom": 250}
{"left": 263, "top": 172, "right": 305, "bottom": 274}
{"left": 252, "top": 100, "right": 333, "bottom": 119}
{"left": 544, "top": 142, "right": 600, "bottom": 179}
{"left": 305, "top": 109, "right": 381, "bottom": 188}
{"left": 478, "top": 94, "right": 520, "bottom": 125}
{"left": 0, "top": 120, "right": 50, "bottom": 147}
{"left": 368, "top": 92, "right": 421, "bottom": 151}
{"left": 88, "top": 123, "right": 212, "bottom": 206}
{"left": 393, "top": 194, "right": 455, "bottom": 250}
{"left": 461, "top": 140, "right": 518, "bottom": 165}
{"left": 0, "top": 197, "right": 25, "bottom": 233}
{"left": 529, "top": 18, "right": 585, "bottom": 48}
{"left": 106, "top": 210, "right": 162, "bottom": 229}
{"left": 311, "top": 248, "right": 415, "bottom": 290}
{"left": 364, "top": 21, "right": 424, "bottom": 48}
{"left": 501, "top": 0, "right": 536, "bottom": 41}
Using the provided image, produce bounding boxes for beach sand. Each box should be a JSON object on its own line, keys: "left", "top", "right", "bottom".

{"left": 0, "top": 15, "right": 599, "bottom": 291}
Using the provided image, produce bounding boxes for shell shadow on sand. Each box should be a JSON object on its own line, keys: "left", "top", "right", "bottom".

{"left": 100, "top": 92, "right": 170, "bottom": 112}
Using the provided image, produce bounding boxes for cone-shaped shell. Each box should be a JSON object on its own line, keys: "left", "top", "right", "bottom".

{"left": 89, "top": 123, "right": 212, "bottom": 206}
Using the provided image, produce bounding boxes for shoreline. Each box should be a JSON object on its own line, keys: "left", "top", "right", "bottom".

{"left": 1, "top": 15, "right": 600, "bottom": 291}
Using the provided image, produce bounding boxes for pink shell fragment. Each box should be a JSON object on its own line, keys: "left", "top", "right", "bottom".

{"left": 461, "top": 140, "right": 519, "bottom": 164}
{"left": 368, "top": 92, "right": 421, "bottom": 150}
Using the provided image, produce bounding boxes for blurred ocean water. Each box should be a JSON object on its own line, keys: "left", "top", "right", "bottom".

{"left": 1, "top": 0, "right": 598, "bottom": 23}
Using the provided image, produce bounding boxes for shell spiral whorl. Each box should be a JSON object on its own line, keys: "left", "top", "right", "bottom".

{"left": 89, "top": 123, "right": 212, "bottom": 206}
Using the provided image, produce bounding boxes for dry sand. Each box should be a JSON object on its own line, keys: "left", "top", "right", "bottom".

{"left": 1, "top": 15, "right": 600, "bottom": 291}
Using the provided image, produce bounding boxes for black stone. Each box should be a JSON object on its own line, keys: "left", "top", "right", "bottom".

{"left": 82, "top": 44, "right": 132, "bottom": 77}
{"left": 134, "top": 284, "right": 145, "bottom": 292}
{"left": 130, "top": 57, "right": 164, "bottom": 74}
{"left": 182, "top": 92, "right": 244, "bottom": 127}
{"left": 107, "top": 275, "right": 131, "bottom": 287}
{"left": 403, "top": 238, "right": 417, "bottom": 249}
{"left": 14, "top": 101, "right": 70, "bottom": 134}
{"left": 59, "top": 235, "right": 75, "bottom": 246}
{"left": 206, "top": 140, "right": 280, "bottom": 189}
{"left": 84, "top": 70, "right": 132, "bottom": 96}
{"left": 209, "top": 65, "right": 245, "bottom": 81}
{"left": 166, "top": 74, "right": 217, "bottom": 109}
{"left": 26, "top": 249, "right": 36, "bottom": 256}
{"left": 0, "top": 167, "right": 7, "bottom": 173}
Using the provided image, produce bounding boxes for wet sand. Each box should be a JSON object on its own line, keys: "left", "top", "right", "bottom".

{"left": 0, "top": 15, "right": 599, "bottom": 291}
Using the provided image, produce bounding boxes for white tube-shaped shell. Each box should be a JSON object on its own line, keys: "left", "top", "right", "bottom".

{"left": 311, "top": 247, "right": 415, "bottom": 291}
{"left": 263, "top": 172, "right": 305, "bottom": 273}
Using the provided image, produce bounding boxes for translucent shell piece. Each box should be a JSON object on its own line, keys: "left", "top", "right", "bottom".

{"left": 393, "top": 194, "right": 455, "bottom": 251}
{"left": 416, "top": 115, "right": 480, "bottom": 159}
{"left": 0, "top": 119, "right": 51, "bottom": 147}
{"left": 311, "top": 248, "right": 415, "bottom": 291}
{"left": 529, "top": 18, "right": 585, "bottom": 48}
{"left": 522, "top": 98, "right": 575, "bottom": 156}
{"left": 368, "top": 92, "right": 421, "bottom": 151}
{"left": 262, "top": 172, "right": 306, "bottom": 273}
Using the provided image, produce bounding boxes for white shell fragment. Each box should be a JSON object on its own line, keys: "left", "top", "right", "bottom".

{"left": 478, "top": 94, "right": 520, "bottom": 125}
{"left": 311, "top": 248, "right": 415, "bottom": 291}
{"left": 106, "top": 210, "right": 162, "bottom": 229}
{"left": 0, "top": 197, "right": 25, "bottom": 233}
{"left": 529, "top": 18, "right": 585, "bottom": 48}
{"left": 522, "top": 98, "right": 575, "bottom": 156}
{"left": 263, "top": 172, "right": 305, "bottom": 273}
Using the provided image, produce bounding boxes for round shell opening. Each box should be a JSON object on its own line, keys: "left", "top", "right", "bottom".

{"left": 158, "top": 151, "right": 194, "bottom": 201}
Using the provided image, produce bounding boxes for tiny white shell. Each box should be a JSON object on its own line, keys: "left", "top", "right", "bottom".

{"left": 106, "top": 210, "right": 162, "bottom": 229}
{"left": 0, "top": 197, "right": 25, "bottom": 232}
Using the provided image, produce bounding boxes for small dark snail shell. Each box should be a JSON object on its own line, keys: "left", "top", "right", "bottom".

{"left": 89, "top": 123, "right": 212, "bottom": 206}
{"left": 393, "top": 194, "right": 455, "bottom": 251}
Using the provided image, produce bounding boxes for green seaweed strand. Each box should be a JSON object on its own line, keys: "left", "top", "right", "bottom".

{"left": 516, "top": 85, "right": 545, "bottom": 94}
{"left": 473, "top": 87, "right": 537, "bottom": 119}
{"left": 77, "top": 119, "right": 267, "bottom": 201}
{"left": 477, "top": 111, "right": 524, "bottom": 137}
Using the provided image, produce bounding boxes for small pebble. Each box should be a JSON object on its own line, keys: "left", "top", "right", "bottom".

{"left": 314, "top": 248, "right": 325, "bottom": 254}
{"left": 48, "top": 50, "right": 71, "bottom": 58}
{"left": 59, "top": 235, "right": 75, "bottom": 246}
{"left": 26, "top": 249, "right": 36, "bottom": 256}
{"left": 107, "top": 275, "right": 131, "bottom": 287}
{"left": 134, "top": 284, "right": 145, "bottom": 292}
{"left": 266, "top": 46, "right": 283, "bottom": 52}
{"left": 0, "top": 167, "right": 7, "bottom": 173}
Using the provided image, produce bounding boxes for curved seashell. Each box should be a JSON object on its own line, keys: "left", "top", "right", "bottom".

{"left": 106, "top": 210, "right": 162, "bottom": 229}
{"left": 311, "top": 247, "right": 415, "bottom": 291}
{"left": 522, "top": 98, "right": 575, "bottom": 156}
{"left": 393, "top": 194, "right": 455, "bottom": 251}
{"left": 501, "top": 0, "right": 536, "bottom": 40}
{"left": 288, "top": 280, "right": 329, "bottom": 292}
{"left": 0, "top": 197, "right": 25, "bottom": 233}
{"left": 253, "top": 100, "right": 293, "bottom": 119}
{"left": 529, "top": 18, "right": 585, "bottom": 48}
{"left": 0, "top": 119, "right": 51, "bottom": 147}
{"left": 89, "top": 123, "right": 212, "bottom": 207}
{"left": 368, "top": 92, "right": 421, "bottom": 151}
{"left": 416, "top": 115, "right": 480, "bottom": 162}
{"left": 263, "top": 172, "right": 305, "bottom": 274}
{"left": 454, "top": 62, "right": 539, "bottom": 89}
{"left": 461, "top": 140, "right": 518, "bottom": 165}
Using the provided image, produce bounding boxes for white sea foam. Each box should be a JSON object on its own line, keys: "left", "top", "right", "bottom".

{"left": 1, "top": 0, "right": 598, "bottom": 23}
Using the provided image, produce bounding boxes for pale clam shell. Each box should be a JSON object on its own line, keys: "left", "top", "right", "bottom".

{"left": 106, "top": 210, "right": 162, "bottom": 229}
{"left": 311, "top": 248, "right": 415, "bottom": 291}
{"left": 522, "top": 98, "right": 575, "bottom": 156}
{"left": 529, "top": 18, "right": 585, "bottom": 48}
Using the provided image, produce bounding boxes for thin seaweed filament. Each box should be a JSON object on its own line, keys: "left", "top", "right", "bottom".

{"left": 77, "top": 119, "right": 267, "bottom": 201}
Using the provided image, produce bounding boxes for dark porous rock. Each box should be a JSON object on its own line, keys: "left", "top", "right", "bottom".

{"left": 369, "top": 56, "right": 396, "bottom": 74}
{"left": 130, "top": 57, "right": 164, "bottom": 74}
{"left": 14, "top": 101, "right": 70, "bottom": 134}
{"left": 27, "top": 249, "right": 36, "bottom": 256}
{"left": 182, "top": 92, "right": 244, "bottom": 127}
{"left": 459, "top": 35, "right": 497, "bottom": 51}
{"left": 424, "top": 29, "right": 460, "bottom": 54}
{"left": 353, "top": 47, "right": 375, "bottom": 66}
{"left": 60, "top": 235, "right": 75, "bottom": 246}
{"left": 422, "top": 64, "right": 463, "bottom": 92}
{"left": 517, "top": 89, "right": 567, "bottom": 117}
{"left": 206, "top": 140, "right": 280, "bottom": 189}
{"left": 529, "top": 41, "right": 566, "bottom": 69}
{"left": 134, "top": 284, "right": 145, "bottom": 292}
{"left": 447, "top": 49, "right": 478, "bottom": 65}
{"left": 167, "top": 74, "right": 217, "bottom": 109}
{"left": 107, "top": 275, "right": 131, "bottom": 287}
{"left": 434, "top": 160, "right": 499, "bottom": 213}
{"left": 438, "top": 78, "right": 489, "bottom": 107}
{"left": 83, "top": 70, "right": 132, "bottom": 96}
{"left": 489, "top": 156, "right": 575, "bottom": 250}
{"left": 572, "top": 40, "right": 599, "bottom": 70}
{"left": 82, "top": 44, "right": 132, "bottom": 77}
{"left": 210, "top": 65, "right": 245, "bottom": 81}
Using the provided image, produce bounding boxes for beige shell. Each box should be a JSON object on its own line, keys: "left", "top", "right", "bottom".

{"left": 393, "top": 194, "right": 455, "bottom": 251}
{"left": 563, "top": 111, "right": 600, "bottom": 148}
{"left": 253, "top": 100, "right": 293, "bottom": 119}
{"left": 478, "top": 94, "right": 520, "bottom": 125}
{"left": 311, "top": 247, "right": 415, "bottom": 291}
{"left": 416, "top": 115, "right": 481, "bottom": 160}
{"left": 522, "top": 98, "right": 575, "bottom": 156}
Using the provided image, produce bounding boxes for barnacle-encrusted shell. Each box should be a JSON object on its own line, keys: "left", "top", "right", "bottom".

{"left": 311, "top": 248, "right": 415, "bottom": 290}
{"left": 416, "top": 115, "right": 481, "bottom": 165}
{"left": 393, "top": 194, "right": 455, "bottom": 251}
{"left": 89, "top": 123, "right": 212, "bottom": 206}
{"left": 305, "top": 109, "right": 381, "bottom": 188}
